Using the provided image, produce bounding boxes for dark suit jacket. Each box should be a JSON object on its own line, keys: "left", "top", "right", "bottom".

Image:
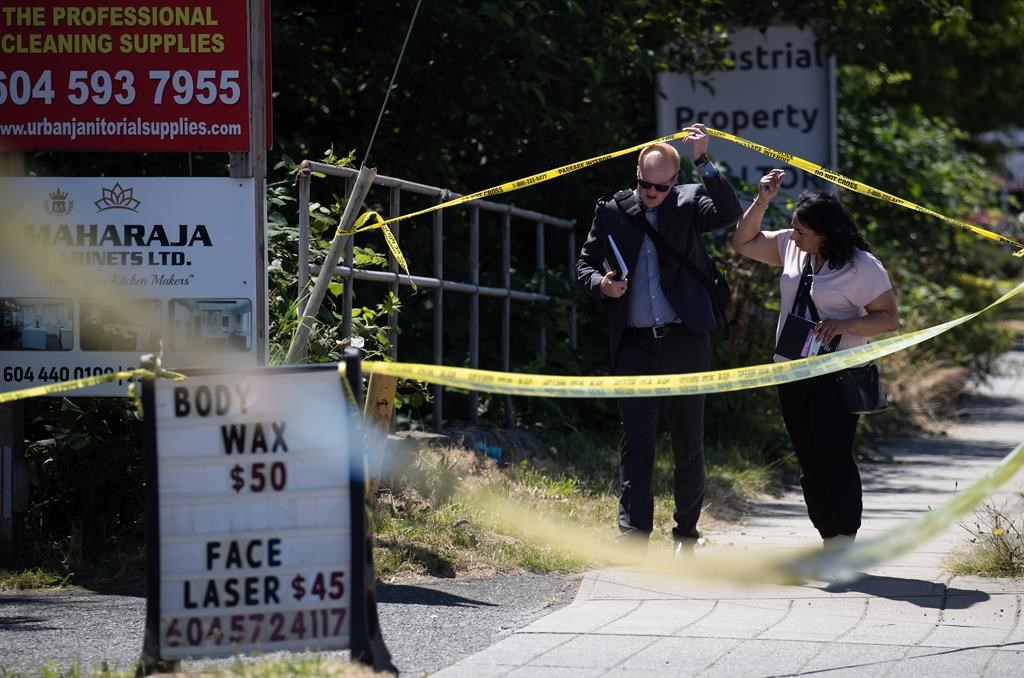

{"left": 576, "top": 172, "right": 742, "bottom": 362}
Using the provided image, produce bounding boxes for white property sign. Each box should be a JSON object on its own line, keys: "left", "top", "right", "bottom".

{"left": 0, "top": 177, "right": 259, "bottom": 395}
{"left": 656, "top": 25, "right": 836, "bottom": 192}
{"left": 142, "top": 365, "right": 383, "bottom": 661}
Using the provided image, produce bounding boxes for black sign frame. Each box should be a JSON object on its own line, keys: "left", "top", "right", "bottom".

{"left": 137, "top": 350, "right": 395, "bottom": 674}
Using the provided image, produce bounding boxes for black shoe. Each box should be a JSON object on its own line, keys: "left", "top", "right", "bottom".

{"left": 615, "top": 528, "right": 650, "bottom": 553}
{"left": 673, "top": 538, "right": 697, "bottom": 559}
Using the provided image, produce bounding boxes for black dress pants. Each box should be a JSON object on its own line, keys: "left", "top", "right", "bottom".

{"left": 777, "top": 373, "right": 862, "bottom": 539}
{"left": 614, "top": 327, "right": 711, "bottom": 542}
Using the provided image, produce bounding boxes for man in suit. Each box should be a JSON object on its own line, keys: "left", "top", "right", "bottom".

{"left": 576, "top": 124, "right": 741, "bottom": 554}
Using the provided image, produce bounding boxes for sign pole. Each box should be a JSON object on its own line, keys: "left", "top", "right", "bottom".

{"left": 343, "top": 349, "right": 397, "bottom": 674}
{"left": 0, "top": 152, "right": 27, "bottom": 568}
{"left": 230, "top": 0, "right": 269, "bottom": 365}
{"left": 138, "top": 356, "right": 174, "bottom": 676}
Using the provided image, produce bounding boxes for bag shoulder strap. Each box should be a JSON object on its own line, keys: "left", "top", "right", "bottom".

{"left": 792, "top": 257, "right": 821, "bottom": 322}
{"left": 612, "top": 190, "right": 717, "bottom": 294}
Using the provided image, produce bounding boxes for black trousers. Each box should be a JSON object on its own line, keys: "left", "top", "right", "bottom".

{"left": 614, "top": 328, "right": 711, "bottom": 542}
{"left": 777, "top": 373, "right": 862, "bottom": 539}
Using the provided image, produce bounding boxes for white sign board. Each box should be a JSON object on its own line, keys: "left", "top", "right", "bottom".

{"left": 657, "top": 26, "right": 836, "bottom": 192}
{"left": 153, "top": 368, "right": 352, "bottom": 658}
{"left": 0, "top": 177, "right": 259, "bottom": 396}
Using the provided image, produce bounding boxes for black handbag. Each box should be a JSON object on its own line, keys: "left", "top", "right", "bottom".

{"left": 836, "top": 363, "right": 889, "bottom": 415}
{"left": 613, "top": 189, "right": 731, "bottom": 327}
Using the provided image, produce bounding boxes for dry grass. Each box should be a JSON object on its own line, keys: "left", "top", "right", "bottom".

{"left": 876, "top": 351, "right": 971, "bottom": 435}
{"left": 947, "top": 500, "right": 1024, "bottom": 578}
{"left": 370, "top": 437, "right": 781, "bottom": 582}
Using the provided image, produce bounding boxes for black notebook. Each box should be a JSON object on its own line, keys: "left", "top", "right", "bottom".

{"left": 775, "top": 313, "right": 841, "bottom": 359}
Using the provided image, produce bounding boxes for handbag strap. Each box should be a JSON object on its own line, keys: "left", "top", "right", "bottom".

{"left": 612, "top": 189, "right": 720, "bottom": 298}
{"left": 791, "top": 257, "right": 821, "bottom": 323}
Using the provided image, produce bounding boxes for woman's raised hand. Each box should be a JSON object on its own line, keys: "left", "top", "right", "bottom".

{"left": 758, "top": 169, "right": 786, "bottom": 203}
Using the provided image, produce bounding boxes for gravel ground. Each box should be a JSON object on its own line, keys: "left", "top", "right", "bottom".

{"left": 0, "top": 572, "right": 579, "bottom": 676}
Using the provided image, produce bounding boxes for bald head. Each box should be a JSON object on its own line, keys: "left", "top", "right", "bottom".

{"left": 636, "top": 143, "right": 680, "bottom": 208}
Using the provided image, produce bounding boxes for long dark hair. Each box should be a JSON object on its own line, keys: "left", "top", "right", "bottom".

{"left": 793, "top": 191, "right": 871, "bottom": 269}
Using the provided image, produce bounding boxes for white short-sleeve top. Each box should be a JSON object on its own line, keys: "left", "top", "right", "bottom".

{"left": 770, "top": 229, "right": 893, "bottom": 362}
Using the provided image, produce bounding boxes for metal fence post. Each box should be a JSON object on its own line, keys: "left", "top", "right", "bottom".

{"left": 297, "top": 166, "right": 311, "bottom": 318}
{"left": 432, "top": 194, "right": 445, "bottom": 431}
{"left": 469, "top": 206, "right": 480, "bottom": 425}
{"left": 388, "top": 185, "right": 401, "bottom": 360}
{"left": 502, "top": 210, "right": 514, "bottom": 429}
{"left": 342, "top": 177, "right": 355, "bottom": 341}
{"left": 295, "top": 166, "right": 312, "bottom": 364}
{"left": 536, "top": 220, "right": 547, "bottom": 364}
{"left": 568, "top": 229, "right": 578, "bottom": 350}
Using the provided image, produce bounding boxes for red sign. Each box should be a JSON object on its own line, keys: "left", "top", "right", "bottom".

{"left": 0, "top": 0, "right": 262, "bottom": 152}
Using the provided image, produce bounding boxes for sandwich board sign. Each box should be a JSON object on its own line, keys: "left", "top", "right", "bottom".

{"left": 138, "top": 353, "right": 393, "bottom": 673}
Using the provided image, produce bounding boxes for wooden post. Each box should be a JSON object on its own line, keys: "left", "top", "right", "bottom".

{"left": 0, "top": 151, "right": 27, "bottom": 567}
{"left": 229, "top": 0, "right": 269, "bottom": 364}
{"left": 363, "top": 374, "right": 398, "bottom": 508}
{"left": 284, "top": 165, "right": 376, "bottom": 364}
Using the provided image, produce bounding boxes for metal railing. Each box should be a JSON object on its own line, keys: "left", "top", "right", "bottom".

{"left": 296, "top": 162, "right": 577, "bottom": 430}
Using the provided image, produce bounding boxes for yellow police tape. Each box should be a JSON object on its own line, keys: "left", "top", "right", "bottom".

{"left": 338, "top": 128, "right": 699, "bottom": 237}
{"left": 950, "top": 271, "right": 1017, "bottom": 292}
{"left": 342, "top": 127, "right": 1024, "bottom": 259}
{"left": 3, "top": 281, "right": 1019, "bottom": 407}
{"left": 707, "top": 128, "right": 1024, "bottom": 256}
{"left": 0, "top": 367, "right": 186, "bottom": 405}
{"left": 354, "top": 279, "right": 1024, "bottom": 398}
{"left": 338, "top": 127, "right": 708, "bottom": 279}
{"left": 470, "top": 439, "right": 1024, "bottom": 585}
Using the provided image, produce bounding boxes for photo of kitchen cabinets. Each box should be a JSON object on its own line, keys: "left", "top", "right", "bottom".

{"left": 168, "top": 299, "right": 253, "bottom": 352}
{"left": 0, "top": 298, "right": 75, "bottom": 351}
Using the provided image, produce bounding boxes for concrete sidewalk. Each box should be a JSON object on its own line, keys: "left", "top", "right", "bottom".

{"left": 435, "top": 352, "right": 1024, "bottom": 677}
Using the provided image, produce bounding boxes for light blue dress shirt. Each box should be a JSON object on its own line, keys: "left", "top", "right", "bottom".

{"left": 626, "top": 196, "right": 681, "bottom": 329}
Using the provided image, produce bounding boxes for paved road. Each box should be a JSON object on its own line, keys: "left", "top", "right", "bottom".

{"left": 437, "top": 350, "right": 1024, "bottom": 677}
{"left": 0, "top": 571, "right": 577, "bottom": 676}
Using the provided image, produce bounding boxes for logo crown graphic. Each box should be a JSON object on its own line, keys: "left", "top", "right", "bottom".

{"left": 94, "top": 183, "right": 141, "bottom": 212}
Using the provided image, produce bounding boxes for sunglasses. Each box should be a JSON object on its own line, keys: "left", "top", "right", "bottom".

{"left": 636, "top": 175, "right": 674, "bottom": 192}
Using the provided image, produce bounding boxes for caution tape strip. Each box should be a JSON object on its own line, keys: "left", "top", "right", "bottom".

{"left": 707, "top": 128, "right": 1024, "bottom": 256}
{"left": 354, "top": 279, "right": 1024, "bottom": 398}
{"left": 471, "top": 439, "right": 1024, "bottom": 586}
{"left": 337, "top": 128, "right": 698, "bottom": 238}
{"left": 5, "top": 280, "right": 1020, "bottom": 406}
{"left": 0, "top": 367, "right": 187, "bottom": 405}
{"left": 950, "top": 271, "right": 1018, "bottom": 292}
{"left": 340, "top": 128, "right": 1024, "bottom": 263}
{"left": 338, "top": 128, "right": 706, "bottom": 276}
{"left": 789, "top": 438, "right": 1024, "bottom": 584}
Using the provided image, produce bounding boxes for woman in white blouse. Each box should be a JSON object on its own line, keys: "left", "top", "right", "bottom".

{"left": 731, "top": 169, "right": 899, "bottom": 548}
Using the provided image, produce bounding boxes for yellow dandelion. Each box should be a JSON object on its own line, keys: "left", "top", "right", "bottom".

{"left": 994, "top": 528, "right": 1004, "bottom": 536}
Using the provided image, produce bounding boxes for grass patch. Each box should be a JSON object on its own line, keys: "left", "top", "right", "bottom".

{"left": 372, "top": 431, "right": 786, "bottom": 580}
{"left": 0, "top": 566, "right": 68, "bottom": 591}
{"left": 372, "top": 451, "right": 595, "bottom": 579}
{"left": 0, "top": 542, "right": 144, "bottom": 592}
{"left": 948, "top": 501, "right": 1024, "bottom": 577}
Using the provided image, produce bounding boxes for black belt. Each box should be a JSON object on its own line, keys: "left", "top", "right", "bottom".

{"left": 626, "top": 323, "right": 686, "bottom": 340}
